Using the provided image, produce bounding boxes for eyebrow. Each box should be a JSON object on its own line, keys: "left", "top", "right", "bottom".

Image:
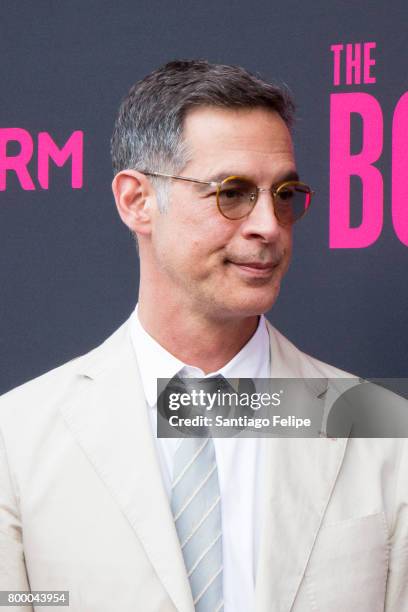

{"left": 275, "top": 169, "right": 300, "bottom": 184}
{"left": 203, "top": 169, "right": 300, "bottom": 186}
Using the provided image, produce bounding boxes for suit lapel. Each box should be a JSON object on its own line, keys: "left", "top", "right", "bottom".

{"left": 255, "top": 322, "right": 350, "bottom": 612}
{"left": 60, "top": 322, "right": 194, "bottom": 612}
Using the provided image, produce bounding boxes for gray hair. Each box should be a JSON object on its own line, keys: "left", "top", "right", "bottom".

{"left": 111, "top": 59, "right": 295, "bottom": 212}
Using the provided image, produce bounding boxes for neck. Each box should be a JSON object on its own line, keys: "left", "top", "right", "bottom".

{"left": 137, "top": 293, "right": 259, "bottom": 375}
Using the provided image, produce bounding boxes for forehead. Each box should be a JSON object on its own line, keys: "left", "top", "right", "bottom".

{"left": 182, "top": 106, "right": 295, "bottom": 180}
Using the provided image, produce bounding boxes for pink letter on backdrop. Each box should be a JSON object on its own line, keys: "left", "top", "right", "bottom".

{"left": 0, "top": 128, "right": 35, "bottom": 191}
{"left": 330, "top": 44, "right": 344, "bottom": 85}
{"left": 346, "top": 43, "right": 361, "bottom": 85}
{"left": 330, "top": 93, "right": 383, "bottom": 248}
{"left": 392, "top": 92, "right": 408, "bottom": 246}
{"left": 363, "top": 42, "right": 376, "bottom": 83}
{"left": 38, "top": 130, "right": 83, "bottom": 189}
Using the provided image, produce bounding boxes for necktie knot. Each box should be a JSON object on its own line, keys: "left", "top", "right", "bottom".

{"left": 157, "top": 374, "right": 255, "bottom": 438}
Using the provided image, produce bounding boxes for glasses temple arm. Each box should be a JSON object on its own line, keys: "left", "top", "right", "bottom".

{"left": 142, "top": 171, "right": 217, "bottom": 187}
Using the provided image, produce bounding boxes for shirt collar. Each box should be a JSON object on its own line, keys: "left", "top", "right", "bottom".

{"left": 129, "top": 304, "right": 271, "bottom": 407}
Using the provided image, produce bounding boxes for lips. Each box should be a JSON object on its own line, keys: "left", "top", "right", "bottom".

{"left": 231, "top": 261, "right": 277, "bottom": 269}
{"left": 227, "top": 256, "right": 281, "bottom": 268}
{"left": 226, "top": 258, "right": 280, "bottom": 278}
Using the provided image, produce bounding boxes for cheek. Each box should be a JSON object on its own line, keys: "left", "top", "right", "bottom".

{"left": 151, "top": 198, "right": 237, "bottom": 279}
{"left": 151, "top": 217, "right": 213, "bottom": 276}
{"left": 280, "top": 228, "right": 293, "bottom": 257}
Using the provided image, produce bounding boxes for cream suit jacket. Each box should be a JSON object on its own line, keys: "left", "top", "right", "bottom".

{"left": 0, "top": 316, "right": 407, "bottom": 612}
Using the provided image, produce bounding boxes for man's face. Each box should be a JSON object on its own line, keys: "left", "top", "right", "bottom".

{"left": 148, "top": 106, "right": 296, "bottom": 322}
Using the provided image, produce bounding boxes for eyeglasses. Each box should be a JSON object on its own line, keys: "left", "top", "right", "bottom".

{"left": 141, "top": 171, "right": 314, "bottom": 224}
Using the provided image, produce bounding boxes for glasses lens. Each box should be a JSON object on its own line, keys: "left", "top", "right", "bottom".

{"left": 274, "top": 182, "right": 312, "bottom": 225}
{"left": 217, "top": 177, "right": 257, "bottom": 220}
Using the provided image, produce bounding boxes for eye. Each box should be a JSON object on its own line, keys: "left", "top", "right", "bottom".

{"left": 277, "top": 187, "right": 295, "bottom": 201}
{"left": 221, "top": 188, "right": 246, "bottom": 199}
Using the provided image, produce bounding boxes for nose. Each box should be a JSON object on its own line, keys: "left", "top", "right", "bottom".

{"left": 240, "top": 189, "right": 282, "bottom": 242}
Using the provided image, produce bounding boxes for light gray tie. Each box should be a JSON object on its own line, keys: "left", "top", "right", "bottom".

{"left": 171, "top": 436, "right": 224, "bottom": 612}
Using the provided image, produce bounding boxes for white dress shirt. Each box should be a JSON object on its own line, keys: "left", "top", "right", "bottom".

{"left": 129, "top": 306, "right": 271, "bottom": 612}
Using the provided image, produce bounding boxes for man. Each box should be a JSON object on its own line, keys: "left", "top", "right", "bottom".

{"left": 0, "top": 60, "right": 406, "bottom": 611}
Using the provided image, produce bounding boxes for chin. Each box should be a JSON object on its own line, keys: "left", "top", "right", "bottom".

{"left": 220, "top": 287, "right": 281, "bottom": 320}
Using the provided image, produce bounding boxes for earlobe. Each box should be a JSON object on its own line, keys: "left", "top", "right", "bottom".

{"left": 112, "top": 170, "right": 154, "bottom": 236}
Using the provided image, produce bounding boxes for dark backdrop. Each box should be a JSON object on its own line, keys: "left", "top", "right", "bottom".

{"left": 1, "top": 0, "right": 407, "bottom": 394}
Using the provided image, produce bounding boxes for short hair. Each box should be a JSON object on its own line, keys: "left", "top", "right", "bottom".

{"left": 111, "top": 59, "right": 295, "bottom": 210}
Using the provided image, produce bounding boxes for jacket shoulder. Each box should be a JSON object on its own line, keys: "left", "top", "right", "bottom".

{"left": 266, "top": 320, "right": 356, "bottom": 379}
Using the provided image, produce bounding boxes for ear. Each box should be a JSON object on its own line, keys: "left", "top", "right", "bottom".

{"left": 112, "top": 170, "right": 156, "bottom": 236}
